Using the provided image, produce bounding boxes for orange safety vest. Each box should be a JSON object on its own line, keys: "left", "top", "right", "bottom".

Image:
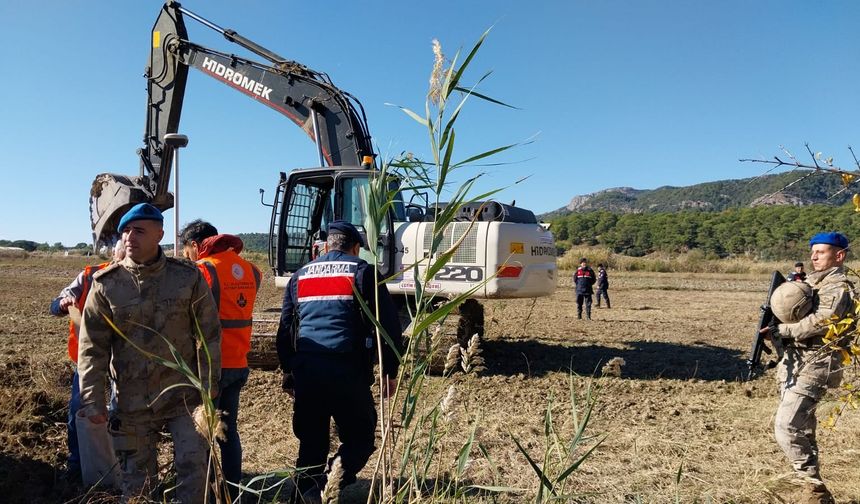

{"left": 68, "top": 262, "right": 109, "bottom": 363}
{"left": 198, "top": 250, "right": 262, "bottom": 368}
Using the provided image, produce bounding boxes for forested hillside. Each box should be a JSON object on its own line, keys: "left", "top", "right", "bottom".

{"left": 550, "top": 203, "right": 860, "bottom": 259}
{"left": 543, "top": 171, "right": 855, "bottom": 218}
{"left": 236, "top": 233, "right": 269, "bottom": 253}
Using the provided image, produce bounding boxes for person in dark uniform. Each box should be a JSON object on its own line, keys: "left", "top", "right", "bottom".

{"left": 787, "top": 261, "right": 807, "bottom": 282}
{"left": 574, "top": 258, "right": 596, "bottom": 320}
{"left": 595, "top": 263, "right": 610, "bottom": 308}
{"left": 276, "top": 220, "right": 403, "bottom": 502}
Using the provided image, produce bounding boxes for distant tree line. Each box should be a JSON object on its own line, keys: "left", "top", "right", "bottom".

{"left": 236, "top": 233, "right": 269, "bottom": 253}
{"left": 0, "top": 235, "right": 270, "bottom": 253}
{"left": 550, "top": 204, "right": 860, "bottom": 259}
{"left": 13, "top": 200, "right": 856, "bottom": 260}
{"left": 0, "top": 240, "right": 90, "bottom": 252}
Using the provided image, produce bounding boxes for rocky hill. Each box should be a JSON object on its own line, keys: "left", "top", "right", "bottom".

{"left": 542, "top": 171, "right": 854, "bottom": 218}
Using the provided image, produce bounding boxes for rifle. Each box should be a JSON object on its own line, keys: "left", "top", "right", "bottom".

{"left": 745, "top": 271, "right": 786, "bottom": 380}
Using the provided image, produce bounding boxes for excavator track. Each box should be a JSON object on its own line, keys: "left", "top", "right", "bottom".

{"left": 247, "top": 311, "right": 281, "bottom": 370}
{"left": 249, "top": 299, "right": 486, "bottom": 373}
{"left": 408, "top": 298, "right": 485, "bottom": 375}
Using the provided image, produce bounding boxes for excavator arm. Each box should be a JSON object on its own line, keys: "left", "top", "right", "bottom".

{"left": 89, "top": 1, "right": 374, "bottom": 245}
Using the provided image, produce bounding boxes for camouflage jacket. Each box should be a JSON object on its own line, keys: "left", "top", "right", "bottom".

{"left": 778, "top": 266, "right": 855, "bottom": 344}
{"left": 78, "top": 250, "right": 221, "bottom": 417}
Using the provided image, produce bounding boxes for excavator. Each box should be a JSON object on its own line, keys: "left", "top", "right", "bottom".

{"left": 89, "top": 2, "right": 557, "bottom": 365}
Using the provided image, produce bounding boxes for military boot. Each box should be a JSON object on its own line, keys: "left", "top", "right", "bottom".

{"left": 298, "top": 488, "right": 323, "bottom": 504}
{"left": 796, "top": 482, "right": 835, "bottom": 504}
{"left": 586, "top": 308, "right": 592, "bottom": 320}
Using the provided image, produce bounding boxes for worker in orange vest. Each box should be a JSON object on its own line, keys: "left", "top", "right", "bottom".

{"left": 49, "top": 240, "right": 124, "bottom": 481}
{"left": 180, "top": 219, "right": 261, "bottom": 491}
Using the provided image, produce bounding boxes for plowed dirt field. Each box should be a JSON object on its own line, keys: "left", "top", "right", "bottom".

{"left": 2, "top": 254, "right": 859, "bottom": 503}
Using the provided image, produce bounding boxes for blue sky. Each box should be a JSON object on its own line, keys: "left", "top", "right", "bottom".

{"left": 1, "top": 1, "right": 858, "bottom": 246}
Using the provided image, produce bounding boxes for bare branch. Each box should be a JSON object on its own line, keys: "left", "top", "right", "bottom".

{"left": 739, "top": 157, "right": 853, "bottom": 177}
{"left": 804, "top": 143, "right": 822, "bottom": 170}
{"left": 742, "top": 144, "right": 860, "bottom": 201}
{"left": 759, "top": 170, "right": 820, "bottom": 202}
{"left": 849, "top": 145, "right": 860, "bottom": 170}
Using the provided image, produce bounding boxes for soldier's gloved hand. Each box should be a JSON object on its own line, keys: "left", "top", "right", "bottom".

{"left": 281, "top": 372, "right": 294, "bottom": 397}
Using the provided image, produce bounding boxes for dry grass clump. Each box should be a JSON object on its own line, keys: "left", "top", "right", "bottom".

{"left": 321, "top": 455, "right": 344, "bottom": 503}
{"left": 0, "top": 248, "right": 28, "bottom": 258}
{"left": 460, "top": 334, "right": 484, "bottom": 374}
{"left": 443, "top": 344, "right": 460, "bottom": 375}
{"left": 439, "top": 385, "right": 456, "bottom": 423}
{"left": 192, "top": 404, "right": 226, "bottom": 445}
{"left": 558, "top": 245, "right": 858, "bottom": 275}
{"left": 600, "top": 357, "right": 625, "bottom": 378}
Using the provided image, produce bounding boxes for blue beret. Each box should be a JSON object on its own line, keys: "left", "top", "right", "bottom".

{"left": 327, "top": 220, "right": 365, "bottom": 248}
{"left": 809, "top": 232, "right": 849, "bottom": 249}
{"left": 118, "top": 203, "right": 164, "bottom": 232}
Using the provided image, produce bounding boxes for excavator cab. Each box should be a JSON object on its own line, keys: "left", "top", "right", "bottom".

{"left": 268, "top": 167, "right": 401, "bottom": 287}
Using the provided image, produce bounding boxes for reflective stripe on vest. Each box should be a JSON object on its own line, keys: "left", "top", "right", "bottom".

{"left": 294, "top": 254, "right": 362, "bottom": 353}
{"left": 297, "top": 261, "right": 356, "bottom": 303}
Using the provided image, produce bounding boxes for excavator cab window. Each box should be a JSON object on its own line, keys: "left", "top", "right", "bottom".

{"left": 273, "top": 169, "right": 395, "bottom": 278}
{"left": 275, "top": 173, "right": 333, "bottom": 273}
{"left": 335, "top": 173, "right": 394, "bottom": 276}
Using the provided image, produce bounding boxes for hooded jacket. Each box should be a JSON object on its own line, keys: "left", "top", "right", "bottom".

{"left": 196, "top": 234, "right": 262, "bottom": 369}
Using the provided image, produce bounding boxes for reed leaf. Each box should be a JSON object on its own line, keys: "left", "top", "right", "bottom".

{"left": 456, "top": 422, "right": 477, "bottom": 479}
{"left": 511, "top": 434, "right": 557, "bottom": 499}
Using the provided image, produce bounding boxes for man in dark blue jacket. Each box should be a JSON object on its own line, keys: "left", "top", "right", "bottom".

{"left": 574, "top": 258, "right": 596, "bottom": 320}
{"left": 595, "top": 264, "right": 610, "bottom": 309}
{"left": 276, "top": 220, "right": 403, "bottom": 502}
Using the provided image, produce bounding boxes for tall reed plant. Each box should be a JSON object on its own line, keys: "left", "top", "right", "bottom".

{"left": 355, "top": 29, "right": 595, "bottom": 503}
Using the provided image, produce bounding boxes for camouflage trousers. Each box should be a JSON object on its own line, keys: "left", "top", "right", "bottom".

{"left": 774, "top": 346, "right": 843, "bottom": 479}
{"left": 109, "top": 410, "right": 209, "bottom": 504}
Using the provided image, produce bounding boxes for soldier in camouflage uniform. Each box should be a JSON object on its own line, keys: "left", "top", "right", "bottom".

{"left": 78, "top": 203, "right": 221, "bottom": 503}
{"left": 760, "top": 232, "right": 855, "bottom": 504}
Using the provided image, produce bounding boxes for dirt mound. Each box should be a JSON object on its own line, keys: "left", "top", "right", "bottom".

{"left": 0, "top": 359, "right": 80, "bottom": 503}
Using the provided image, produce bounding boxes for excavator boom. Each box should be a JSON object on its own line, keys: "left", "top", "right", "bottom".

{"left": 89, "top": 1, "right": 373, "bottom": 245}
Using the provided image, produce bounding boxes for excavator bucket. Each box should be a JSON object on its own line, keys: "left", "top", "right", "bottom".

{"left": 89, "top": 173, "right": 172, "bottom": 247}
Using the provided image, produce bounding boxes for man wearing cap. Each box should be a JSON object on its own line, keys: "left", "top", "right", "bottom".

{"left": 788, "top": 261, "right": 807, "bottom": 282}
{"left": 759, "top": 232, "right": 855, "bottom": 504}
{"left": 276, "top": 220, "right": 403, "bottom": 502}
{"left": 180, "top": 219, "right": 262, "bottom": 493}
{"left": 574, "top": 257, "right": 596, "bottom": 320}
{"left": 77, "top": 203, "right": 221, "bottom": 503}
